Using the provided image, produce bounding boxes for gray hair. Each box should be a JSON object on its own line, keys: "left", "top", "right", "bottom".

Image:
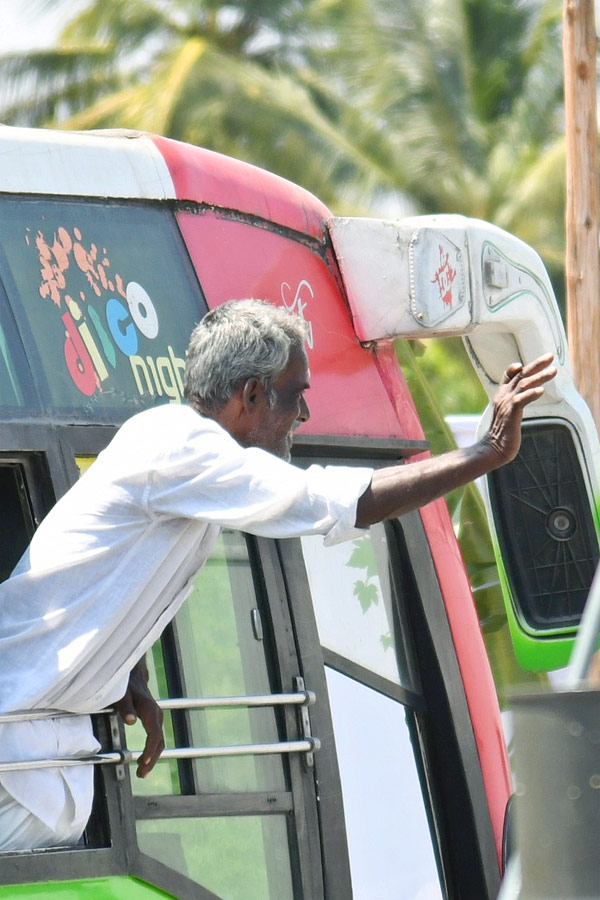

{"left": 184, "top": 299, "right": 309, "bottom": 412}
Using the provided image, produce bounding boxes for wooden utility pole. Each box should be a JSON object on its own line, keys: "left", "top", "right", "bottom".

{"left": 563, "top": 0, "right": 600, "bottom": 428}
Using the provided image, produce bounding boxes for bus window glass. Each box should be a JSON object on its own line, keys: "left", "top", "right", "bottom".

{"left": 137, "top": 815, "right": 294, "bottom": 900}
{"left": 301, "top": 524, "right": 417, "bottom": 689}
{"left": 0, "top": 323, "right": 24, "bottom": 408}
{"left": 133, "top": 531, "right": 293, "bottom": 896}
{"left": 326, "top": 667, "right": 443, "bottom": 900}
{"left": 0, "top": 464, "right": 35, "bottom": 582}
{"left": 173, "top": 530, "right": 286, "bottom": 793}
{"left": 0, "top": 275, "right": 37, "bottom": 411}
{"left": 0, "top": 198, "right": 207, "bottom": 422}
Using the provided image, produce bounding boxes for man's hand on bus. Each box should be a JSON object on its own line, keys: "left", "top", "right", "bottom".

{"left": 355, "top": 353, "right": 557, "bottom": 527}
{"left": 480, "top": 352, "right": 556, "bottom": 463}
{"left": 115, "top": 655, "right": 165, "bottom": 778}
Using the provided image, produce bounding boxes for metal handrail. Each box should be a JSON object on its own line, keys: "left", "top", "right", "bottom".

{"left": 158, "top": 691, "right": 316, "bottom": 710}
{"left": 0, "top": 738, "right": 321, "bottom": 773}
{"left": 0, "top": 689, "right": 320, "bottom": 771}
{"left": 0, "top": 690, "right": 316, "bottom": 725}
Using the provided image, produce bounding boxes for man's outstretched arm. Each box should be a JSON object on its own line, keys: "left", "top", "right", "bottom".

{"left": 356, "top": 353, "right": 556, "bottom": 527}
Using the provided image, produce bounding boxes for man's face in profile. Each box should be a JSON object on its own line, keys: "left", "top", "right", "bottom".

{"left": 244, "top": 345, "right": 311, "bottom": 461}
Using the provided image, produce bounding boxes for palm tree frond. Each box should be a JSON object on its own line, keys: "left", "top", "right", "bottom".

{"left": 0, "top": 47, "right": 119, "bottom": 125}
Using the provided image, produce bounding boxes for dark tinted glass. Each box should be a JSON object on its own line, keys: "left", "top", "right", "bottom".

{"left": 0, "top": 465, "right": 35, "bottom": 581}
{"left": 0, "top": 197, "right": 207, "bottom": 422}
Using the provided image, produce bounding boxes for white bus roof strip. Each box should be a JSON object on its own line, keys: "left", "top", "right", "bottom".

{"left": 0, "top": 126, "right": 176, "bottom": 200}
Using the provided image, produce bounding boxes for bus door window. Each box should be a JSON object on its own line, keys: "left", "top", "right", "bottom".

{"left": 325, "top": 668, "right": 442, "bottom": 900}
{"left": 300, "top": 525, "right": 419, "bottom": 690}
{"left": 130, "top": 529, "right": 297, "bottom": 900}
{"left": 300, "top": 524, "right": 444, "bottom": 900}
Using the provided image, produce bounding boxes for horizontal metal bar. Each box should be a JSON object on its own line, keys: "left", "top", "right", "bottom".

{"left": 0, "top": 738, "right": 321, "bottom": 773}
{"left": 157, "top": 691, "right": 316, "bottom": 711}
{"left": 0, "top": 691, "right": 316, "bottom": 725}
{"left": 134, "top": 792, "right": 295, "bottom": 820}
{"left": 0, "top": 710, "right": 81, "bottom": 724}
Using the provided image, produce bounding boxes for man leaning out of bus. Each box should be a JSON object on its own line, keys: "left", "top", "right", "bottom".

{"left": 0, "top": 298, "right": 556, "bottom": 851}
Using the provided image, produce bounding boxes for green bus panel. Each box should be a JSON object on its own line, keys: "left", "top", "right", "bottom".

{"left": 0, "top": 876, "right": 175, "bottom": 900}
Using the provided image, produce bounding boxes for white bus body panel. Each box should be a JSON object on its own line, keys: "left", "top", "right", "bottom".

{"left": 0, "top": 127, "right": 175, "bottom": 199}
{"left": 329, "top": 214, "right": 600, "bottom": 501}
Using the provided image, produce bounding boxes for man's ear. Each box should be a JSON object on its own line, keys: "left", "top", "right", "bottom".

{"left": 241, "top": 377, "right": 262, "bottom": 413}
{"left": 241, "top": 378, "right": 264, "bottom": 413}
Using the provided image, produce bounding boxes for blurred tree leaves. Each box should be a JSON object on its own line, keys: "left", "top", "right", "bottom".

{"left": 0, "top": 0, "right": 566, "bottom": 247}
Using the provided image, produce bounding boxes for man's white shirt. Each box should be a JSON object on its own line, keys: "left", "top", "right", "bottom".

{"left": 0, "top": 404, "right": 372, "bottom": 833}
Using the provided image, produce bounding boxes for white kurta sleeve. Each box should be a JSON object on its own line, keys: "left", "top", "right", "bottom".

{"left": 144, "top": 415, "right": 373, "bottom": 545}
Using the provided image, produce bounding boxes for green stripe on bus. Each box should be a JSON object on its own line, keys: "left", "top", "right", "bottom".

{"left": 0, "top": 877, "right": 175, "bottom": 899}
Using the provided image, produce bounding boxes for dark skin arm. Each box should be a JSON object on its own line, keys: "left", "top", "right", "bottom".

{"left": 356, "top": 354, "right": 557, "bottom": 527}
{"left": 115, "top": 655, "right": 164, "bottom": 778}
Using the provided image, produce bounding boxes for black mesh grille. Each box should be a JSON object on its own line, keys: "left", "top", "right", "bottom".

{"left": 488, "top": 421, "right": 599, "bottom": 632}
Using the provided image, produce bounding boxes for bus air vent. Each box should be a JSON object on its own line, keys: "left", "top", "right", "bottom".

{"left": 487, "top": 421, "right": 599, "bottom": 632}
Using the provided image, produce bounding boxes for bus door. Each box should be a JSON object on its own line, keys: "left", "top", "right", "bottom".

{"left": 120, "top": 527, "right": 328, "bottom": 900}
{"left": 285, "top": 441, "right": 501, "bottom": 900}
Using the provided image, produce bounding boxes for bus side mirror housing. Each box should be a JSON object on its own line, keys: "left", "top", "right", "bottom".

{"left": 329, "top": 214, "right": 600, "bottom": 671}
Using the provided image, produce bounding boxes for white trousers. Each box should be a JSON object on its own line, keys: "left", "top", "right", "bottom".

{"left": 0, "top": 782, "right": 85, "bottom": 852}
{"left": 0, "top": 717, "right": 97, "bottom": 851}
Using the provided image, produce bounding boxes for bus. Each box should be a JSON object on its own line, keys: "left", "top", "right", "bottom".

{"left": 0, "top": 125, "right": 597, "bottom": 900}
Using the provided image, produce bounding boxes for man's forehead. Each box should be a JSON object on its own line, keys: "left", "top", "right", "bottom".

{"left": 279, "top": 345, "right": 310, "bottom": 386}
{"left": 294, "top": 349, "right": 311, "bottom": 385}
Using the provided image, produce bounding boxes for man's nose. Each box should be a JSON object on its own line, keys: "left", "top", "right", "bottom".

{"left": 299, "top": 396, "right": 310, "bottom": 422}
